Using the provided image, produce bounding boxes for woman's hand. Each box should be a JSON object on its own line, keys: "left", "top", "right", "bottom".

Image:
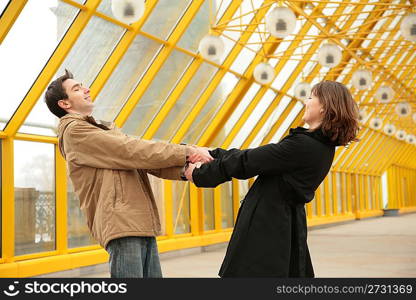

{"left": 185, "top": 162, "right": 201, "bottom": 182}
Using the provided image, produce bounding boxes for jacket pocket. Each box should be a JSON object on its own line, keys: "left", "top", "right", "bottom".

{"left": 113, "top": 170, "right": 122, "bottom": 208}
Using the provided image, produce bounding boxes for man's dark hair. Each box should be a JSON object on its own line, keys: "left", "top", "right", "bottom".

{"left": 45, "top": 69, "right": 74, "bottom": 118}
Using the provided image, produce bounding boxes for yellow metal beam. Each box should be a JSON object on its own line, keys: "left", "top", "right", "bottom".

{"left": 88, "top": 0, "right": 159, "bottom": 100}
{"left": 4, "top": 0, "right": 102, "bottom": 137}
{"left": 142, "top": 0, "right": 242, "bottom": 140}
{"left": 114, "top": 0, "right": 205, "bottom": 127}
{"left": 0, "top": 0, "right": 28, "bottom": 44}
{"left": 220, "top": 2, "right": 328, "bottom": 148}
{"left": 56, "top": 144, "right": 68, "bottom": 254}
{"left": 2, "top": 137, "right": 14, "bottom": 262}
{"left": 175, "top": 0, "right": 278, "bottom": 145}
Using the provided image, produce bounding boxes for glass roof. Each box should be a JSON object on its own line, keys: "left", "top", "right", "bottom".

{"left": 0, "top": 0, "right": 414, "bottom": 150}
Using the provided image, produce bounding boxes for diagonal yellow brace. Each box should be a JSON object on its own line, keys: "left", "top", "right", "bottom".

{"left": 114, "top": 0, "right": 205, "bottom": 128}
{"left": 142, "top": 0, "right": 242, "bottom": 140}
{"left": 88, "top": 0, "right": 159, "bottom": 100}
{"left": 4, "top": 0, "right": 102, "bottom": 137}
{"left": 0, "top": 0, "right": 28, "bottom": 44}
{"left": 173, "top": 0, "right": 278, "bottom": 145}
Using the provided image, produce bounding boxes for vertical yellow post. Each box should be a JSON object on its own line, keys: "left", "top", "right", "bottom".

{"left": 55, "top": 145, "right": 68, "bottom": 254}
{"left": 164, "top": 181, "right": 173, "bottom": 237}
{"left": 332, "top": 172, "right": 338, "bottom": 215}
{"left": 359, "top": 174, "right": 365, "bottom": 213}
{"left": 214, "top": 186, "right": 221, "bottom": 231}
{"left": 324, "top": 176, "right": 331, "bottom": 216}
{"left": 190, "top": 184, "right": 203, "bottom": 235}
{"left": 2, "top": 137, "right": 14, "bottom": 262}
{"left": 387, "top": 167, "right": 397, "bottom": 209}
{"left": 232, "top": 179, "right": 239, "bottom": 224}
{"left": 315, "top": 186, "right": 322, "bottom": 217}
{"left": 346, "top": 173, "right": 352, "bottom": 213}
{"left": 341, "top": 172, "right": 346, "bottom": 214}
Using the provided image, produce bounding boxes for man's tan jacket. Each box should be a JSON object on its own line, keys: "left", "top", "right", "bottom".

{"left": 58, "top": 114, "right": 189, "bottom": 249}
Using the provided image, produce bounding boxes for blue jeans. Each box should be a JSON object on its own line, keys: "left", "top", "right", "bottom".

{"left": 105, "top": 236, "right": 162, "bottom": 278}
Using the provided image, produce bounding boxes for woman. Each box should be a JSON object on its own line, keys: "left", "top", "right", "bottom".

{"left": 185, "top": 80, "right": 359, "bottom": 277}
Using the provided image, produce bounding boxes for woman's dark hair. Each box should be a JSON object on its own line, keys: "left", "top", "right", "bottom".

{"left": 311, "top": 80, "right": 360, "bottom": 146}
{"left": 45, "top": 69, "right": 73, "bottom": 118}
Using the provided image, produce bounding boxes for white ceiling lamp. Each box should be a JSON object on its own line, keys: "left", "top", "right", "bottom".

{"left": 294, "top": 82, "right": 311, "bottom": 101}
{"left": 253, "top": 62, "right": 275, "bottom": 85}
{"left": 395, "top": 101, "right": 412, "bottom": 117}
{"left": 383, "top": 124, "right": 396, "bottom": 136}
{"left": 318, "top": 43, "right": 342, "bottom": 68}
{"left": 111, "top": 0, "right": 145, "bottom": 24}
{"left": 369, "top": 117, "right": 383, "bottom": 130}
{"left": 198, "top": 34, "right": 225, "bottom": 62}
{"left": 405, "top": 134, "right": 415, "bottom": 144}
{"left": 396, "top": 130, "right": 406, "bottom": 141}
{"left": 352, "top": 69, "right": 372, "bottom": 90}
{"left": 400, "top": 13, "right": 416, "bottom": 42}
{"left": 358, "top": 109, "right": 367, "bottom": 123}
{"left": 265, "top": 6, "right": 297, "bottom": 38}
{"left": 375, "top": 85, "right": 394, "bottom": 103}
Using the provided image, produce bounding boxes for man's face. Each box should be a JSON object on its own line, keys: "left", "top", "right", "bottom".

{"left": 59, "top": 78, "right": 94, "bottom": 116}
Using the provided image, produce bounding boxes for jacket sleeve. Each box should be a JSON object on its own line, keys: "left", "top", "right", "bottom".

{"left": 65, "top": 121, "right": 189, "bottom": 170}
{"left": 145, "top": 166, "right": 185, "bottom": 181}
{"left": 192, "top": 135, "right": 304, "bottom": 187}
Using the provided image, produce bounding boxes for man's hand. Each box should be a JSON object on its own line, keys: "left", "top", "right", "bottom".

{"left": 188, "top": 146, "right": 214, "bottom": 164}
{"left": 185, "top": 162, "right": 201, "bottom": 182}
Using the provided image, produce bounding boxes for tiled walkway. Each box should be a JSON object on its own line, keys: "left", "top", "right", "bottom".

{"left": 37, "top": 213, "right": 416, "bottom": 278}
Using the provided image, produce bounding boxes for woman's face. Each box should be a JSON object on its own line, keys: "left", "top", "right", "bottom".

{"left": 302, "top": 92, "right": 324, "bottom": 128}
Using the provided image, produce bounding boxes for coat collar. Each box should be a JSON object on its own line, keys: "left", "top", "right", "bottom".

{"left": 289, "top": 127, "right": 340, "bottom": 146}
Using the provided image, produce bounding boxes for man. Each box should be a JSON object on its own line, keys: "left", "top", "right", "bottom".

{"left": 45, "top": 69, "right": 212, "bottom": 278}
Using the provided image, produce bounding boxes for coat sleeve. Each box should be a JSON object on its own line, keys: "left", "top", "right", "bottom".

{"left": 192, "top": 135, "right": 304, "bottom": 187}
{"left": 145, "top": 166, "right": 185, "bottom": 181}
{"left": 65, "top": 121, "right": 189, "bottom": 170}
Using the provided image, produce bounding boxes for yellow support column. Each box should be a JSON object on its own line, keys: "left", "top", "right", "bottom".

{"left": 164, "top": 181, "right": 174, "bottom": 237}
{"left": 214, "top": 186, "right": 221, "bottom": 231}
{"left": 55, "top": 144, "right": 68, "bottom": 254}
{"left": 2, "top": 137, "right": 15, "bottom": 266}
{"left": 232, "top": 179, "right": 239, "bottom": 224}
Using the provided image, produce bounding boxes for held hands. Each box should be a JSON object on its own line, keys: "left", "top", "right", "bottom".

{"left": 184, "top": 162, "right": 201, "bottom": 182}
{"left": 187, "top": 146, "right": 214, "bottom": 164}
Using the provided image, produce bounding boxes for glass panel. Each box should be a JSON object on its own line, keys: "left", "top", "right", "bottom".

{"left": 230, "top": 47, "right": 256, "bottom": 74}
{"left": 0, "top": 0, "right": 79, "bottom": 130}
{"left": 249, "top": 95, "right": 292, "bottom": 148}
{"left": 19, "top": 15, "right": 126, "bottom": 136}
{"left": 172, "top": 181, "right": 190, "bottom": 234}
{"left": 0, "top": 0, "right": 10, "bottom": 16}
{"left": 93, "top": 34, "right": 162, "bottom": 121}
{"left": 203, "top": 189, "right": 214, "bottom": 231}
{"left": 176, "top": 0, "right": 209, "bottom": 54}
{"left": 211, "top": 83, "right": 261, "bottom": 146}
{"left": 67, "top": 177, "right": 96, "bottom": 248}
{"left": 269, "top": 101, "right": 304, "bottom": 143}
{"left": 153, "top": 61, "right": 218, "bottom": 141}
{"left": 14, "top": 141, "right": 55, "bottom": 256}
{"left": 141, "top": 0, "right": 192, "bottom": 40}
{"left": 182, "top": 72, "right": 239, "bottom": 145}
{"left": 221, "top": 182, "right": 233, "bottom": 229}
{"left": 229, "top": 89, "right": 276, "bottom": 149}
{"left": 122, "top": 50, "right": 193, "bottom": 137}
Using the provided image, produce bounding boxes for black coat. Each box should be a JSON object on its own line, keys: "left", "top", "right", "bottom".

{"left": 192, "top": 127, "right": 338, "bottom": 277}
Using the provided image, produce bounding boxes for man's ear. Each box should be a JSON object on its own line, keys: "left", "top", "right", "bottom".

{"left": 58, "top": 99, "right": 71, "bottom": 110}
